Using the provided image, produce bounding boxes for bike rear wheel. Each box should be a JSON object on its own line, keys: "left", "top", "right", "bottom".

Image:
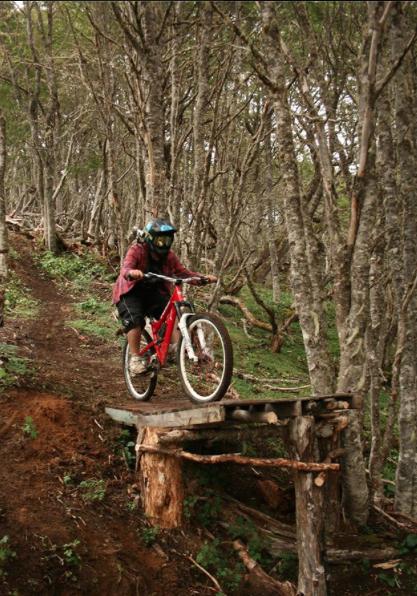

{"left": 123, "top": 329, "right": 157, "bottom": 401}
{"left": 177, "top": 313, "right": 233, "bottom": 403}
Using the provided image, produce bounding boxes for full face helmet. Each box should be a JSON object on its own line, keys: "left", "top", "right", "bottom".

{"left": 144, "top": 218, "right": 177, "bottom": 256}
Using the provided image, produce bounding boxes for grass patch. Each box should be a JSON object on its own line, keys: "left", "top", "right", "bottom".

{"left": 67, "top": 296, "right": 117, "bottom": 341}
{"left": 37, "top": 250, "right": 114, "bottom": 290}
{"left": 37, "top": 251, "right": 117, "bottom": 342}
{"left": 67, "top": 318, "right": 116, "bottom": 341}
{"left": 4, "top": 271, "right": 39, "bottom": 319}
{"left": 0, "top": 343, "right": 31, "bottom": 391}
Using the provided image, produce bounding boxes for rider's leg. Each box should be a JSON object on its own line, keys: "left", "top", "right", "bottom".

{"left": 127, "top": 326, "right": 142, "bottom": 356}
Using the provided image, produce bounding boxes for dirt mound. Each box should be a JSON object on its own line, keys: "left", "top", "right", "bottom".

{"left": 0, "top": 234, "right": 204, "bottom": 595}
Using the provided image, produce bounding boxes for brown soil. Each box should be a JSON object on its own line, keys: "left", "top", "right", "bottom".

{"left": 0, "top": 233, "right": 210, "bottom": 596}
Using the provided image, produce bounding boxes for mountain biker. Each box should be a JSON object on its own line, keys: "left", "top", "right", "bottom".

{"left": 112, "top": 217, "right": 217, "bottom": 375}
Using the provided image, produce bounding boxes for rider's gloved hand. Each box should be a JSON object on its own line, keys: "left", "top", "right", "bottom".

{"left": 126, "top": 269, "right": 144, "bottom": 281}
{"left": 199, "top": 275, "right": 217, "bottom": 285}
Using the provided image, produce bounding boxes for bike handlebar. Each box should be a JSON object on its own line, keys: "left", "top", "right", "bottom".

{"left": 143, "top": 272, "right": 207, "bottom": 284}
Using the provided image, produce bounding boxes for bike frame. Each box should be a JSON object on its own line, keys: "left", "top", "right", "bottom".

{"left": 138, "top": 280, "right": 195, "bottom": 366}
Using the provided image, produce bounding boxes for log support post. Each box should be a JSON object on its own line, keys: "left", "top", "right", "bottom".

{"left": 316, "top": 415, "right": 349, "bottom": 537}
{"left": 289, "top": 415, "right": 326, "bottom": 596}
{"left": 136, "top": 426, "right": 184, "bottom": 529}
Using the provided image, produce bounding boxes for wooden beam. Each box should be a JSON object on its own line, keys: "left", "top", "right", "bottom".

{"left": 137, "top": 445, "right": 341, "bottom": 472}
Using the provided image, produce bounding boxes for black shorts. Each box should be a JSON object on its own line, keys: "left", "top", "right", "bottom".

{"left": 116, "top": 286, "right": 169, "bottom": 332}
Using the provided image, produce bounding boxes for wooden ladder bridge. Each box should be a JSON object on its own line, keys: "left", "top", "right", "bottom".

{"left": 106, "top": 393, "right": 361, "bottom": 596}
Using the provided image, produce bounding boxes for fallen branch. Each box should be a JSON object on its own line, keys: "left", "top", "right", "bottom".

{"left": 187, "top": 554, "right": 223, "bottom": 593}
{"left": 372, "top": 504, "right": 412, "bottom": 530}
{"left": 234, "top": 370, "right": 306, "bottom": 385}
{"left": 222, "top": 496, "right": 399, "bottom": 562}
{"left": 220, "top": 295, "right": 272, "bottom": 332}
{"left": 233, "top": 539, "right": 297, "bottom": 596}
{"left": 138, "top": 445, "right": 340, "bottom": 472}
{"left": 264, "top": 384, "right": 311, "bottom": 393}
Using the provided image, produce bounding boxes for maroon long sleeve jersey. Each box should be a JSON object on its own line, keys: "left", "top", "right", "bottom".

{"left": 112, "top": 242, "right": 200, "bottom": 304}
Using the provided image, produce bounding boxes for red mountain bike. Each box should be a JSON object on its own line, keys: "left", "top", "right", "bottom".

{"left": 122, "top": 273, "right": 233, "bottom": 403}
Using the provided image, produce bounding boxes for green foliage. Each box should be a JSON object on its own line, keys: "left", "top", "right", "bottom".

{"left": 78, "top": 297, "right": 109, "bottom": 315}
{"left": 40, "top": 536, "right": 82, "bottom": 581}
{"left": 0, "top": 343, "right": 31, "bottom": 391}
{"left": 126, "top": 498, "right": 138, "bottom": 512}
{"left": 38, "top": 251, "right": 112, "bottom": 288}
{"left": 218, "top": 285, "right": 311, "bottom": 400}
{"left": 400, "top": 534, "right": 417, "bottom": 555}
{"left": 69, "top": 294, "right": 116, "bottom": 341}
{"left": 227, "top": 517, "right": 271, "bottom": 565}
{"left": 4, "top": 271, "right": 39, "bottom": 319}
{"left": 183, "top": 495, "right": 199, "bottom": 519}
{"left": 274, "top": 551, "right": 298, "bottom": 581}
{"left": 67, "top": 317, "right": 115, "bottom": 341}
{"left": 22, "top": 416, "right": 38, "bottom": 439}
{"left": 265, "top": 436, "right": 288, "bottom": 458}
{"left": 78, "top": 479, "right": 106, "bottom": 502}
{"left": 240, "top": 440, "right": 258, "bottom": 457}
{"left": 141, "top": 526, "right": 159, "bottom": 547}
{"left": 61, "top": 540, "right": 82, "bottom": 567}
{"left": 0, "top": 535, "right": 16, "bottom": 577}
{"left": 196, "top": 539, "right": 243, "bottom": 593}
{"left": 63, "top": 473, "right": 74, "bottom": 486}
{"left": 37, "top": 251, "right": 116, "bottom": 342}
{"left": 196, "top": 495, "right": 223, "bottom": 527}
{"left": 114, "top": 429, "right": 136, "bottom": 469}
{"left": 376, "top": 570, "right": 401, "bottom": 590}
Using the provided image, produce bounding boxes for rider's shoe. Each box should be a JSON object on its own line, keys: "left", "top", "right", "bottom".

{"left": 129, "top": 355, "right": 148, "bottom": 376}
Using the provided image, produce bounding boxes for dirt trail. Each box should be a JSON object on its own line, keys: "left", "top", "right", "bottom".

{"left": 0, "top": 233, "right": 207, "bottom": 596}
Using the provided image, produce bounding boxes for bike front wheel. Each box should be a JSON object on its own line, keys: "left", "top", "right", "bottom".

{"left": 177, "top": 313, "right": 233, "bottom": 403}
{"left": 123, "top": 329, "right": 157, "bottom": 401}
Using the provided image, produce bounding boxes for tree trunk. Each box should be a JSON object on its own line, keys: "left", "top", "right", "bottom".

{"left": 0, "top": 111, "right": 7, "bottom": 327}
{"left": 190, "top": 1, "right": 212, "bottom": 267}
{"left": 138, "top": 427, "right": 184, "bottom": 529}
{"left": 261, "top": 6, "right": 335, "bottom": 394}
{"left": 392, "top": 3, "right": 417, "bottom": 516}
{"left": 264, "top": 105, "right": 280, "bottom": 303}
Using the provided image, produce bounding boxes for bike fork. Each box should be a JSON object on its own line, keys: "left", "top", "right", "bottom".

{"left": 178, "top": 314, "right": 198, "bottom": 362}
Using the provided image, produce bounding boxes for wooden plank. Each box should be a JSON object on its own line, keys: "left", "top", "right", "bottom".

{"left": 105, "top": 394, "right": 359, "bottom": 429}
{"left": 105, "top": 406, "right": 139, "bottom": 427}
{"left": 136, "top": 404, "right": 225, "bottom": 428}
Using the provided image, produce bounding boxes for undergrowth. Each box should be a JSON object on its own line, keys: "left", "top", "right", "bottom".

{"left": 0, "top": 344, "right": 31, "bottom": 392}
{"left": 217, "top": 286, "right": 311, "bottom": 399}
{"left": 37, "top": 251, "right": 117, "bottom": 341}
{"left": 4, "top": 271, "right": 39, "bottom": 319}
{"left": 38, "top": 250, "right": 113, "bottom": 288}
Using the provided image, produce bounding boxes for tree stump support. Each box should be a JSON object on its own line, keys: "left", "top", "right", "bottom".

{"left": 136, "top": 427, "right": 184, "bottom": 529}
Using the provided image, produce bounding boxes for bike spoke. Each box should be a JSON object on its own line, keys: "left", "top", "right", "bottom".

{"left": 179, "top": 316, "right": 230, "bottom": 401}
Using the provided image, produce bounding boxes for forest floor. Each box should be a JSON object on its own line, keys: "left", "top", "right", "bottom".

{"left": 0, "top": 231, "right": 416, "bottom": 596}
